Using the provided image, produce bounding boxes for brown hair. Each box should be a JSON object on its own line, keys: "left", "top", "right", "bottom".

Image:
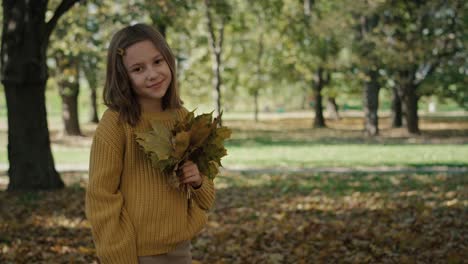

{"left": 103, "top": 23, "right": 182, "bottom": 126}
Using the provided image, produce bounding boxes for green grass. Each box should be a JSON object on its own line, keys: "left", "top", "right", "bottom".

{"left": 223, "top": 143, "right": 468, "bottom": 168}
{"left": 216, "top": 170, "right": 467, "bottom": 197}
{"left": 0, "top": 147, "right": 90, "bottom": 164}
{"left": 1, "top": 141, "right": 466, "bottom": 168}
{"left": 0, "top": 84, "right": 107, "bottom": 121}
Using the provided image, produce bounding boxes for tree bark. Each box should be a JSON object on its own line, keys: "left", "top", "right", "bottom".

{"left": 253, "top": 90, "right": 259, "bottom": 122}
{"left": 4, "top": 83, "right": 64, "bottom": 190}
{"left": 312, "top": 67, "right": 328, "bottom": 128}
{"left": 89, "top": 86, "right": 99, "bottom": 124}
{"left": 254, "top": 32, "right": 264, "bottom": 123}
{"left": 82, "top": 56, "right": 99, "bottom": 123}
{"left": 61, "top": 87, "right": 81, "bottom": 135}
{"left": 57, "top": 57, "right": 82, "bottom": 136}
{"left": 363, "top": 70, "right": 380, "bottom": 136}
{"left": 212, "top": 51, "right": 222, "bottom": 124}
{"left": 404, "top": 84, "right": 420, "bottom": 134}
{"left": 313, "top": 89, "right": 325, "bottom": 128}
{"left": 397, "top": 69, "right": 420, "bottom": 134}
{"left": 88, "top": 84, "right": 99, "bottom": 123}
{"left": 1, "top": 0, "right": 80, "bottom": 190}
{"left": 391, "top": 86, "right": 403, "bottom": 128}
{"left": 204, "top": 0, "right": 224, "bottom": 126}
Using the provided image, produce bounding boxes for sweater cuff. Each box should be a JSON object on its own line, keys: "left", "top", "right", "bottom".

{"left": 190, "top": 175, "right": 215, "bottom": 210}
{"left": 191, "top": 175, "right": 208, "bottom": 193}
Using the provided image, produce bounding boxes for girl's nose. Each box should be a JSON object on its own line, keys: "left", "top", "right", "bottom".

{"left": 146, "top": 65, "right": 159, "bottom": 81}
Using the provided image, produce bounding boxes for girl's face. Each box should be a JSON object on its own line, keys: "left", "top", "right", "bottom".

{"left": 122, "top": 40, "right": 172, "bottom": 112}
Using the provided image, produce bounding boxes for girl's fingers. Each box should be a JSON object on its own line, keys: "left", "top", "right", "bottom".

{"left": 182, "top": 164, "right": 199, "bottom": 174}
{"left": 183, "top": 169, "right": 198, "bottom": 177}
{"left": 182, "top": 176, "right": 194, "bottom": 184}
{"left": 179, "top": 168, "right": 198, "bottom": 179}
{"left": 181, "top": 174, "right": 199, "bottom": 184}
{"left": 178, "top": 161, "right": 200, "bottom": 183}
{"left": 182, "top": 173, "right": 199, "bottom": 181}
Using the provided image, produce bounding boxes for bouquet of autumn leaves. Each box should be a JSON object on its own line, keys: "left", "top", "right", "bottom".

{"left": 135, "top": 109, "right": 231, "bottom": 193}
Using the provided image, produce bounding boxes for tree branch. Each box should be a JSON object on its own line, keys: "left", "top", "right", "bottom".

{"left": 45, "top": 0, "right": 81, "bottom": 43}
{"left": 218, "top": 19, "right": 225, "bottom": 53}
{"left": 324, "top": 70, "right": 331, "bottom": 86}
{"left": 204, "top": 0, "right": 218, "bottom": 54}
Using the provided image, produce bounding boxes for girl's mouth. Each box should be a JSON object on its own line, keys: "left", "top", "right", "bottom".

{"left": 147, "top": 79, "right": 164, "bottom": 89}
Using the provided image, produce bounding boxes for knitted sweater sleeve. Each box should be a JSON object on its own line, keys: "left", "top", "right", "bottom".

{"left": 192, "top": 175, "right": 216, "bottom": 211}
{"left": 85, "top": 111, "right": 138, "bottom": 264}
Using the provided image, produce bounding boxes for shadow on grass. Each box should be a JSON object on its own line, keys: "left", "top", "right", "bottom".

{"left": 405, "top": 163, "right": 468, "bottom": 168}
{"left": 216, "top": 171, "right": 466, "bottom": 198}
{"left": 226, "top": 136, "right": 468, "bottom": 147}
{"left": 422, "top": 115, "right": 468, "bottom": 122}
{"left": 227, "top": 127, "right": 468, "bottom": 147}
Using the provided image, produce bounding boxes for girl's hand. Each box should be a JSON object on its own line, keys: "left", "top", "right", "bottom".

{"left": 179, "top": 160, "right": 203, "bottom": 188}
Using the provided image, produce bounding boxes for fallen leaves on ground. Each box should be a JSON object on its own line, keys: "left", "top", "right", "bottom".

{"left": 0, "top": 171, "right": 466, "bottom": 263}
{"left": 0, "top": 179, "right": 94, "bottom": 263}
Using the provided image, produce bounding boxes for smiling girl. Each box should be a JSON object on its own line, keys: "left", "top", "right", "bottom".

{"left": 85, "top": 24, "right": 215, "bottom": 264}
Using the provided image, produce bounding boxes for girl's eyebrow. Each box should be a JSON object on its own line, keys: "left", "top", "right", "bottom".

{"left": 153, "top": 54, "right": 163, "bottom": 60}
{"left": 129, "top": 54, "right": 163, "bottom": 69}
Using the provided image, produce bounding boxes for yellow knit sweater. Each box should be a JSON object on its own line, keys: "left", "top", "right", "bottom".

{"left": 85, "top": 107, "right": 215, "bottom": 264}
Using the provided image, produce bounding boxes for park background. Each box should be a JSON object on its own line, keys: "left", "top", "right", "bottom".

{"left": 0, "top": 0, "right": 467, "bottom": 263}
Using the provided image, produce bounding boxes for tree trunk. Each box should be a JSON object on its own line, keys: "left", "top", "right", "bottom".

{"left": 204, "top": 0, "right": 225, "bottom": 126}
{"left": 1, "top": 1, "right": 62, "bottom": 191}
{"left": 254, "top": 90, "right": 259, "bottom": 122}
{"left": 254, "top": 32, "right": 264, "bottom": 123}
{"left": 363, "top": 70, "right": 380, "bottom": 136}
{"left": 4, "top": 83, "right": 64, "bottom": 190}
{"left": 82, "top": 57, "right": 99, "bottom": 123}
{"left": 212, "top": 51, "right": 222, "bottom": 125}
{"left": 89, "top": 83, "right": 99, "bottom": 123}
{"left": 313, "top": 90, "right": 325, "bottom": 128}
{"left": 397, "top": 69, "right": 420, "bottom": 133}
{"left": 57, "top": 57, "right": 82, "bottom": 136}
{"left": 391, "top": 86, "right": 403, "bottom": 128}
{"left": 60, "top": 81, "right": 81, "bottom": 136}
{"left": 312, "top": 67, "right": 327, "bottom": 128}
{"left": 404, "top": 84, "right": 420, "bottom": 134}
{"left": 327, "top": 97, "right": 340, "bottom": 120}
{"left": 1, "top": 0, "right": 79, "bottom": 190}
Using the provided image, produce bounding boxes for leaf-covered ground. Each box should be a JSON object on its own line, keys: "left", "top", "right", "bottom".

{"left": 0, "top": 171, "right": 466, "bottom": 263}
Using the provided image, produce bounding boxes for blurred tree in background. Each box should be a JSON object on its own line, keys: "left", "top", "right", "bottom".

{"left": 1, "top": 0, "right": 82, "bottom": 190}
{"left": 377, "top": 0, "right": 466, "bottom": 134}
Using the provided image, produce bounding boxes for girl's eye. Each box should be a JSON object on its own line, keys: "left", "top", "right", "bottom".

{"left": 132, "top": 67, "right": 142, "bottom": 72}
{"left": 155, "top": 59, "right": 163, "bottom": 64}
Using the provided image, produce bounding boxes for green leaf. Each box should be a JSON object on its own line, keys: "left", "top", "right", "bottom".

{"left": 135, "top": 122, "right": 172, "bottom": 160}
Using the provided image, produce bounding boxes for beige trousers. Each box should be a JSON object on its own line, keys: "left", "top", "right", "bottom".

{"left": 138, "top": 241, "right": 192, "bottom": 264}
